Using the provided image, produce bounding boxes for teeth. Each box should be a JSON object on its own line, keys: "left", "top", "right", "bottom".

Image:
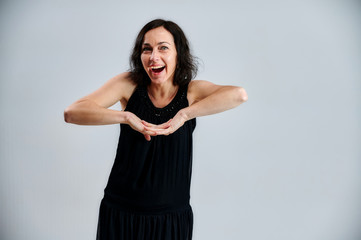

{"left": 151, "top": 65, "right": 165, "bottom": 69}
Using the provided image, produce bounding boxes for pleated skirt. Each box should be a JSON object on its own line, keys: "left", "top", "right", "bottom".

{"left": 96, "top": 199, "right": 193, "bottom": 240}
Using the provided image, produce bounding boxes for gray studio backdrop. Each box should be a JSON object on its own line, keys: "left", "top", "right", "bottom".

{"left": 1, "top": 0, "right": 360, "bottom": 240}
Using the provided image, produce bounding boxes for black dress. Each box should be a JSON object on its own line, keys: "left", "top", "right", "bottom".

{"left": 96, "top": 83, "right": 196, "bottom": 240}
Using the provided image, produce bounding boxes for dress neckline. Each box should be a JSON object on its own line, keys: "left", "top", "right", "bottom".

{"left": 143, "top": 85, "right": 183, "bottom": 111}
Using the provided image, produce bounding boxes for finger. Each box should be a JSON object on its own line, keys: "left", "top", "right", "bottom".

{"left": 144, "top": 134, "right": 151, "bottom": 141}
{"left": 158, "top": 119, "right": 172, "bottom": 128}
{"left": 141, "top": 120, "right": 153, "bottom": 126}
{"left": 142, "top": 121, "right": 171, "bottom": 129}
{"left": 128, "top": 117, "right": 157, "bottom": 137}
{"left": 144, "top": 125, "right": 163, "bottom": 132}
{"left": 153, "top": 121, "right": 173, "bottom": 129}
{"left": 141, "top": 120, "right": 160, "bottom": 128}
{"left": 153, "top": 127, "right": 173, "bottom": 136}
{"left": 144, "top": 124, "right": 173, "bottom": 134}
{"left": 144, "top": 127, "right": 160, "bottom": 135}
{"left": 144, "top": 129, "right": 157, "bottom": 136}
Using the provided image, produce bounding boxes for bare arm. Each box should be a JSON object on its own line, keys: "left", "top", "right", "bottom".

{"left": 64, "top": 100, "right": 128, "bottom": 125}
{"left": 64, "top": 72, "right": 134, "bottom": 125}
{"left": 64, "top": 72, "right": 156, "bottom": 140}
{"left": 184, "top": 80, "right": 248, "bottom": 120}
{"left": 143, "top": 80, "right": 248, "bottom": 135}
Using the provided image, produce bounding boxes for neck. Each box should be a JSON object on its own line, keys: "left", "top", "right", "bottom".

{"left": 147, "top": 81, "right": 178, "bottom": 100}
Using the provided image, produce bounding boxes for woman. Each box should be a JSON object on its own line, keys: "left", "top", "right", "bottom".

{"left": 64, "top": 19, "right": 248, "bottom": 240}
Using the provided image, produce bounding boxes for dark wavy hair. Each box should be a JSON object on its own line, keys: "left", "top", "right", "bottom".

{"left": 129, "top": 19, "right": 198, "bottom": 86}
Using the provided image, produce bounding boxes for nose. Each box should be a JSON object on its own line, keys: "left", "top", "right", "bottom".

{"left": 150, "top": 50, "right": 159, "bottom": 61}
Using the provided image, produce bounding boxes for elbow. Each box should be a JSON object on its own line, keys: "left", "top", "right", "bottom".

{"left": 236, "top": 87, "right": 248, "bottom": 103}
{"left": 64, "top": 107, "right": 74, "bottom": 123}
{"left": 64, "top": 99, "right": 87, "bottom": 123}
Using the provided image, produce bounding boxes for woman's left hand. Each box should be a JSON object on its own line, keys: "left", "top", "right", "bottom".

{"left": 142, "top": 110, "right": 188, "bottom": 136}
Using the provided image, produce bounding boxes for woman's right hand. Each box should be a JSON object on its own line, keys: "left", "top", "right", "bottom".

{"left": 124, "top": 111, "right": 156, "bottom": 141}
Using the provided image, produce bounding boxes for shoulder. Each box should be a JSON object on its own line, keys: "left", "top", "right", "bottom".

{"left": 91, "top": 72, "right": 136, "bottom": 95}
{"left": 112, "top": 72, "right": 137, "bottom": 97}
{"left": 111, "top": 72, "right": 138, "bottom": 107}
{"left": 77, "top": 72, "right": 137, "bottom": 109}
{"left": 109, "top": 72, "right": 136, "bottom": 89}
{"left": 187, "top": 80, "right": 223, "bottom": 105}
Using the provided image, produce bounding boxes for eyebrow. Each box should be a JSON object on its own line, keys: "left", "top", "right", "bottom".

{"left": 143, "top": 41, "right": 171, "bottom": 46}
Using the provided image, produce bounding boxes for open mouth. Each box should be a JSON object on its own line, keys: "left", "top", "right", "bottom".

{"left": 150, "top": 65, "right": 165, "bottom": 73}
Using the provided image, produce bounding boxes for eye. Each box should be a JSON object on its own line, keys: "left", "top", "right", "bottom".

{"left": 142, "top": 47, "right": 152, "bottom": 52}
{"left": 160, "top": 46, "right": 168, "bottom": 50}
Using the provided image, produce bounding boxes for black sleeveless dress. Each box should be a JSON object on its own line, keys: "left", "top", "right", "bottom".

{"left": 96, "top": 83, "right": 196, "bottom": 240}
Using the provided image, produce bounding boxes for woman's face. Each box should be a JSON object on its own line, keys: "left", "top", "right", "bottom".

{"left": 141, "top": 26, "right": 177, "bottom": 85}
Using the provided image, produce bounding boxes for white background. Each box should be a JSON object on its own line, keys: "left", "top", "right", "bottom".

{"left": 1, "top": 0, "right": 360, "bottom": 239}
